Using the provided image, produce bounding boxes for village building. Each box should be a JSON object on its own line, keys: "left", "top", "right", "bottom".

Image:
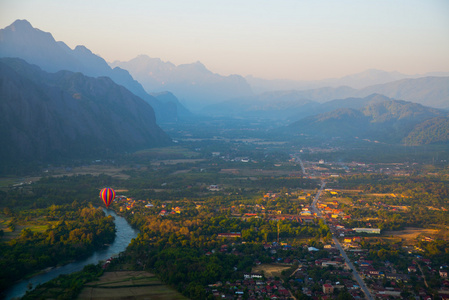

{"left": 217, "top": 232, "right": 242, "bottom": 238}
{"left": 322, "top": 283, "right": 334, "bottom": 294}
{"left": 352, "top": 228, "right": 381, "bottom": 234}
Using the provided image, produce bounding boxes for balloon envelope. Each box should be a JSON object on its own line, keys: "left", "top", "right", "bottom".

{"left": 100, "top": 188, "right": 116, "bottom": 208}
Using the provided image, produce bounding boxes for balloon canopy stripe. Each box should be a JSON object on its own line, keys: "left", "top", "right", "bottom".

{"left": 100, "top": 187, "right": 116, "bottom": 208}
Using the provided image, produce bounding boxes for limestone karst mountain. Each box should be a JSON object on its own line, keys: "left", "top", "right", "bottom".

{"left": 0, "top": 58, "right": 171, "bottom": 165}
{"left": 0, "top": 19, "right": 183, "bottom": 122}
{"left": 111, "top": 55, "right": 254, "bottom": 111}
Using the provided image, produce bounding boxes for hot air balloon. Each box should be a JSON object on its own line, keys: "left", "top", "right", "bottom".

{"left": 100, "top": 187, "right": 116, "bottom": 208}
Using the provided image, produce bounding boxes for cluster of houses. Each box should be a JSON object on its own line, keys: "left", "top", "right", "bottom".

{"left": 115, "top": 195, "right": 183, "bottom": 216}
{"left": 295, "top": 156, "right": 417, "bottom": 178}
{"left": 208, "top": 276, "right": 291, "bottom": 299}
{"left": 360, "top": 259, "right": 447, "bottom": 299}
{"left": 205, "top": 226, "right": 448, "bottom": 299}
{"left": 327, "top": 220, "right": 380, "bottom": 238}
{"left": 317, "top": 199, "right": 351, "bottom": 221}
{"left": 205, "top": 240, "right": 367, "bottom": 299}
{"left": 116, "top": 195, "right": 139, "bottom": 212}
{"left": 159, "top": 205, "right": 182, "bottom": 216}
{"left": 344, "top": 244, "right": 449, "bottom": 298}
{"left": 290, "top": 253, "right": 364, "bottom": 299}
{"left": 226, "top": 191, "right": 316, "bottom": 220}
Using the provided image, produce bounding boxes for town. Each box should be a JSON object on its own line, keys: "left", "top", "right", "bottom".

{"left": 1, "top": 133, "right": 449, "bottom": 300}
{"left": 73, "top": 150, "right": 448, "bottom": 299}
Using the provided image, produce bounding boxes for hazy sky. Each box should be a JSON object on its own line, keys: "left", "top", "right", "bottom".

{"left": 1, "top": 0, "right": 448, "bottom": 80}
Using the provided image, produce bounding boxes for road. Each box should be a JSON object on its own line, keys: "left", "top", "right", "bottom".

{"left": 416, "top": 261, "right": 429, "bottom": 288}
{"left": 297, "top": 156, "right": 306, "bottom": 175}
{"left": 311, "top": 180, "right": 325, "bottom": 216}
{"left": 332, "top": 237, "right": 374, "bottom": 300}
{"left": 312, "top": 180, "right": 374, "bottom": 300}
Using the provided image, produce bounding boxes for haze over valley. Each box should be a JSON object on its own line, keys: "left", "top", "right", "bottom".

{"left": 1, "top": 2, "right": 449, "bottom": 299}
{"left": 1, "top": 19, "right": 449, "bottom": 166}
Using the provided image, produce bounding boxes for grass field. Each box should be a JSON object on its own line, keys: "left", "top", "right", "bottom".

{"left": 0, "top": 215, "right": 18, "bottom": 239}
{"left": 0, "top": 177, "right": 18, "bottom": 188}
{"left": 51, "top": 165, "right": 132, "bottom": 180}
{"left": 0, "top": 216, "right": 48, "bottom": 240}
{"left": 77, "top": 271, "right": 189, "bottom": 300}
{"left": 252, "top": 264, "right": 292, "bottom": 278}
{"left": 28, "top": 224, "right": 48, "bottom": 233}
{"left": 134, "top": 146, "right": 200, "bottom": 159}
{"left": 151, "top": 158, "right": 206, "bottom": 166}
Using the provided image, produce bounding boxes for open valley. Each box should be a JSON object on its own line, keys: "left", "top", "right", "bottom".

{"left": 1, "top": 3, "right": 449, "bottom": 299}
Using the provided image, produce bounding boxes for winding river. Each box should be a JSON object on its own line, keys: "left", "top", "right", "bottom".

{"left": 4, "top": 209, "right": 139, "bottom": 300}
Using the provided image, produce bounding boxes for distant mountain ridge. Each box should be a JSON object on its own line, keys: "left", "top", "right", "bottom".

{"left": 355, "top": 76, "right": 449, "bottom": 109}
{"left": 201, "top": 90, "right": 320, "bottom": 121}
{"left": 247, "top": 69, "right": 449, "bottom": 93}
{"left": 201, "top": 87, "right": 361, "bottom": 121}
{"left": 3, "top": 20, "right": 447, "bottom": 118}
{"left": 403, "top": 117, "right": 449, "bottom": 145}
{"left": 111, "top": 55, "right": 254, "bottom": 110}
{"left": 0, "top": 19, "right": 186, "bottom": 122}
{"left": 289, "top": 96, "right": 448, "bottom": 144}
{"left": 0, "top": 58, "right": 171, "bottom": 165}
{"left": 206, "top": 76, "right": 449, "bottom": 121}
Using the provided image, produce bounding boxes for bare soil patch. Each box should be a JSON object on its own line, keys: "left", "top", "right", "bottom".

{"left": 383, "top": 227, "right": 439, "bottom": 241}
{"left": 252, "top": 264, "right": 292, "bottom": 278}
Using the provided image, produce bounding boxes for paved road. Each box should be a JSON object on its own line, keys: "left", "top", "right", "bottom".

{"left": 332, "top": 236, "right": 374, "bottom": 300}
{"left": 312, "top": 180, "right": 374, "bottom": 300}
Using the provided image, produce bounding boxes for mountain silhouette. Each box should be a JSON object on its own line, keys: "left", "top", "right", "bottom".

{"left": 0, "top": 58, "right": 171, "bottom": 166}
{"left": 111, "top": 55, "right": 254, "bottom": 110}
{"left": 0, "top": 19, "right": 184, "bottom": 122}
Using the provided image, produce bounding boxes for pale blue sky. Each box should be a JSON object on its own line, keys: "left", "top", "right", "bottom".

{"left": 1, "top": 0, "right": 448, "bottom": 80}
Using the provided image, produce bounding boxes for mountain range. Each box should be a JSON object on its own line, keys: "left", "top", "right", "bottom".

{"left": 247, "top": 69, "right": 449, "bottom": 93}
{"left": 110, "top": 55, "right": 253, "bottom": 111}
{"left": 0, "top": 18, "right": 448, "bottom": 165}
{"left": 2, "top": 20, "right": 448, "bottom": 116}
{"left": 202, "top": 77, "right": 449, "bottom": 122}
{"left": 354, "top": 76, "right": 449, "bottom": 109}
{"left": 288, "top": 95, "right": 449, "bottom": 144}
{"left": 0, "top": 57, "right": 171, "bottom": 165}
{"left": 111, "top": 56, "right": 449, "bottom": 112}
{"left": 0, "top": 19, "right": 185, "bottom": 122}
{"left": 201, "top": 87, "right": 354, "bottom": 121}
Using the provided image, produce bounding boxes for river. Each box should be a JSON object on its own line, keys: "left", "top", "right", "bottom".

{"left": 4, "top": 209, "right": 139, "bottom": 300}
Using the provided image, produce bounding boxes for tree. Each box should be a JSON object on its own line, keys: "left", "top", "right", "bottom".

{"left": 337, "top": 290, "right": 353, "bottom": 300}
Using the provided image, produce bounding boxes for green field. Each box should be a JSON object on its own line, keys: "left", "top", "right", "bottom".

{"left": 77, "top": 271, "right": 189, "bottom": 300}
{"left": 0, "top": 177, "right": 17, "bottom": 188}
{"left": 134, "top": 146, "right": 200, "bottom": 159}
{"left": 0, "top": 215, "right": 48, "bottom": 240}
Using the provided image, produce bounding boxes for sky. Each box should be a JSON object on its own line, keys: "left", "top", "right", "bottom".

{"left": 1, "top": 0, "right": 449, "bottom": 81}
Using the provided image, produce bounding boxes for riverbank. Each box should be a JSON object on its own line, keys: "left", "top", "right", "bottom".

{"left": 4, "top": 210, "right": 139, "bottom": 300}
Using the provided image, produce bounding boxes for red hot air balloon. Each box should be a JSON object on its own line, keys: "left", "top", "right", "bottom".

{"left": 100, "top": 188, "right": 116, "bottom": 208}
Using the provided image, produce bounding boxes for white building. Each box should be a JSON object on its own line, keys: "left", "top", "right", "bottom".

{"left": 353, "top": 228, "right": 381, "bottom": 234}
